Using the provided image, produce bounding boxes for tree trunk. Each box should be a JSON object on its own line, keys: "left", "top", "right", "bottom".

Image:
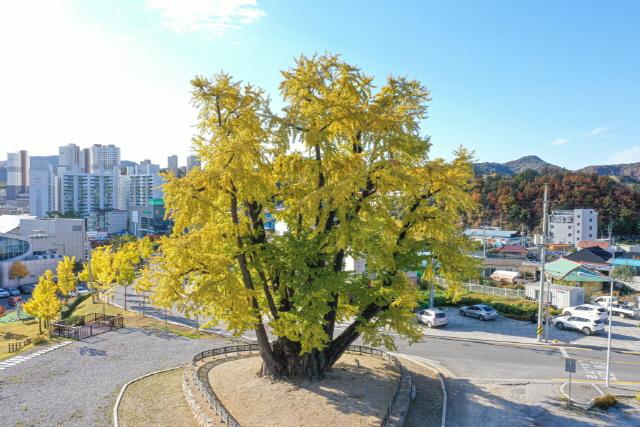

{"left": 260, "top": 336, "right": 332, "bottom": 379}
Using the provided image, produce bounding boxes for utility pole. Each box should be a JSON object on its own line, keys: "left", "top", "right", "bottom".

{"left": 536, "top": 184, "right": 549, "bottom": 342}
{"left": 606, "top": 222, "right": 615, "bottom": 387}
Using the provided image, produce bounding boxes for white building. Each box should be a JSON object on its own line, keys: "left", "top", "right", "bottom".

{"left": 19, "top": 217, "right": 87, "bottom": 262}
{"left": 59, "top": 143, "right": 83, "bottom": 173}
{"left": 6, "top": 150, "right": 29, "bottom": 200}
{"left": 139, "top": 159, "right": 160, "bottom": 175}
{"left": 90, "top": 144, "right": 121, "bottom": 174}
{"left": 548, "top": 209, "right": 598, "bottom": 245}
{"left": 88, "top": 209, "right": 128, "bottom": 235}
{"left": 117, "top": 174, "right": 164, "bottom": 210}
{"left": 29, "top": 162, "right": 55, "bottom": 217}
{"left": 58, "top": 173, "right": 117, "bottom": 218}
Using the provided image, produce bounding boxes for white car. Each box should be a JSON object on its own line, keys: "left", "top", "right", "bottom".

{"left": 553, "top": 315, "right": 605, "bottom": 335}
{"left": 416, "top": 308, "right": 448, "bottom": 328}
{"left": 562, "top": 304, "right": 608, "bottom": 320}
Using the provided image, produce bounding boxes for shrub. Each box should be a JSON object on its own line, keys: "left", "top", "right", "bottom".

{"left": 61, "top": 293, "right": 91, "bottom": 319}
{"left": 32, "top": 335, "right": 48, "bottom": 345}
{"left": 592, "top": 394, "right": 617, "bottom": 410}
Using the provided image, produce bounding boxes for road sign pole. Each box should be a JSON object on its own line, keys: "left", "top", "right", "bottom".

{"left": 568, "top": 370, "right": 572, "bottom": 406}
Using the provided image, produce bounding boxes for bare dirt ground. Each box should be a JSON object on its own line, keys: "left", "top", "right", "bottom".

{"left": 209, "top": 353, "right": 400, "bottom": 427}
{"left": 118, "top": 368, "right": 198, "bottom": 427}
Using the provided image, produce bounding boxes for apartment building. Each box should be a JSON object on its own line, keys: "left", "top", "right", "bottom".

{"left": 548, "top": 209, "right": 598, "bottom": 245}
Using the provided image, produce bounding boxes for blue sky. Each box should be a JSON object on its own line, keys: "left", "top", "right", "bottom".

{"left": 1, "top": 1, "right": 639, "bottom": 169}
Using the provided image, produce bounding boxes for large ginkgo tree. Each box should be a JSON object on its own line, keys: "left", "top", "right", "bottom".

{"left": 146, "top": 54, "right": 477, "bottom": 378}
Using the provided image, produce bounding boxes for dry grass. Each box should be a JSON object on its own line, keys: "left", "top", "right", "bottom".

{"left": 209, "top": 354, "right": 400, "bottom": 427}
{"left": 70, "top": 298, "right": 217, "bottom": 340}
{"left": 0, "top": 319, "right": 59, "bottom": 361}
{"left": 118, "top": 368, "right": 198, "bottom": 427}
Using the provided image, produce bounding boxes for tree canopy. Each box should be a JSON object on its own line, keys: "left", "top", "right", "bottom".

{"left": 56, "top": 256, "right": 77, "bottom": 300}
{"left": 144, "top": 54, "right": 477, "bottom": 378}
{"left": 23, "top": 270, "right": 61, "bottom": 335}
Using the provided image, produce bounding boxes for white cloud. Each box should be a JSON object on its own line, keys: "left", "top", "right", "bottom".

{"left": 585, "top": 125, "right": 612, "bottom": 138}
{"left": 610, "top": 146, "right": 640, "bottom": 164}
{"left": 145, "top": 0, "right": 265, "bottom": 36}
{"left": 0, "top": 0, "right": 197, "bottom": 165}
{"left": 550, "top": 138, "right": 569, "bottom": 146}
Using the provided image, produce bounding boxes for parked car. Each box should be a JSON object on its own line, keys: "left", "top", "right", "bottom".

{"left": 76, "top": 285, "right": 90, "bottom": 295}
{"left": 562, "top": 304, "right": 608, "bottom": 320}
{"left": 9, "top": 288, "right": 20, "bottom": 296}
{"left": 553, "top": 315, "right": 604, "bottom": 335}
{"left": 416, "top": 308, "right": 448, "bottom": 328}
{"left": 459, "top": 304, "right": 499, "bottom": 320}
{"left": 592, "top": 297, "right": 640, "bottom": 319}
{"left": 0, "top": 288, "right": 10, "bottom": 298}
{"left": 18, "top": 285, "right": 35, "bottom": 295}
{"left": 592, "top": 296, "right": 619, "bottom": 306}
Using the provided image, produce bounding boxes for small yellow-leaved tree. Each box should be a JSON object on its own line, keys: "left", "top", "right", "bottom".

{"left": 56, "top": 256, "right": 77, "bottom": 302}
{"left": 23, "top": 270, "right": 61, "bottom": 335}
{"left": 81, "top": 246, "right": 115, "bottom": 313}
{"left": 113, "top": 242, "right": 142, "bottom": 310}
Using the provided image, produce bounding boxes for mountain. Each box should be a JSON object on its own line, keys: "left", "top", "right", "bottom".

{"left": 577, "top": 163, "right": 640, "bottom": 180}
{"left": 474, "top": 156, "right": 564, "bottom": 176}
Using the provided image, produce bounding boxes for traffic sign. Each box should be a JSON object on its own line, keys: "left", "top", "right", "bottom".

{"left": 565, "top": 358, "right": 576, "bottom": 373}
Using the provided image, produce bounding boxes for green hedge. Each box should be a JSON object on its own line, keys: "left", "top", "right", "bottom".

{"left": 61, "top": 294, "right": 91, "bottom": 319}
{"left": 421, "top": 291, "right": 559, "bottom": 321}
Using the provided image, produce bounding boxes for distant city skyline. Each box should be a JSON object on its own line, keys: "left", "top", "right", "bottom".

{"left": 1, "top": 1, "right": 639, "bottom": 169}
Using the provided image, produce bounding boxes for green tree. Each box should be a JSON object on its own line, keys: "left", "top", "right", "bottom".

{"left": 56, "top": 256, "right": 77, "bottom": 302}
{"left": 9, "top": 261, "right": 29, "bottom": 287}
{"left": 145, "top": 54, "right": 477, "bottom": 379}
{"left": 23, "top": 270, "right": 61, "bottom": 335}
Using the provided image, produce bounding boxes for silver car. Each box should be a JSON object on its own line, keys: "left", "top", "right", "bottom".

{"left": 459, "top": 304, "right": 499, "bottom": 321}
{"left": 416, "top": 309, "right": 448, "bottom": 328}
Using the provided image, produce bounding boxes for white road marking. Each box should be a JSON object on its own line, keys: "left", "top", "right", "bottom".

{"left": 559, "top": 347, "right": 569, "bottom": 358}
{"left": 0, "top": 341, "right": 72, "bottom": 371}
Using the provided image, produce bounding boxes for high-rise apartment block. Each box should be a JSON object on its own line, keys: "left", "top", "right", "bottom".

{"left": 167, "top": 155, "right": 178, "bottom": 173}
{"left": 6, "top": 150, "right": 30, "bottom": 199}
{"left": 59, "top": 173, "right": 117, "bottom": 218}
{"left": 90, "top": 144, "right": 121, "bottom": 174}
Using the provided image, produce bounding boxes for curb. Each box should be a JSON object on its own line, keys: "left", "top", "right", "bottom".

{"left": 396, "top": 354, "right": 448, "bottom": 427}
{"left": 422, "top": 333, "right": 637, "bottom": 354}
{"left": 113, "top": 365, "right": 185, "bottom": 427}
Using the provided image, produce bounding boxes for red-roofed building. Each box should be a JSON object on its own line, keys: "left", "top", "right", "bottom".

{"left": 577, "top": 240, "right": 609, "bottom": 250}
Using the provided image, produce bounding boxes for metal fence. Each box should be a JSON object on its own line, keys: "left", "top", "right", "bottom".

{"left": 52, "top": 313, "right": 124, "bottom": 340}
{"left": 436, "top": 277, "right": 526, "bottom": 299}
{"left": 190, "top": 344, "right": 406, "bottom": 427}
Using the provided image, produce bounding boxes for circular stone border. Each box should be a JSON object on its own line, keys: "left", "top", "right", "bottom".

{"left": 187, "top": 345, "right": 412, "bottom": 427}
{"left": 113, "top": 365, "right": 186, "bottom": 427}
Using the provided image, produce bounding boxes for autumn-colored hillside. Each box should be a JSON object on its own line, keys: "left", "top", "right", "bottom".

{"left": 470, "top": 170, "right": 640, "bottom": 236}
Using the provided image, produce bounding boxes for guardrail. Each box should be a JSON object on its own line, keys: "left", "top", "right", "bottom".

{"left": 436, "top": 277, "right": 526, "bottom": 299}
{"left": 190, "top": 344, "right": 407, "bottom": 427}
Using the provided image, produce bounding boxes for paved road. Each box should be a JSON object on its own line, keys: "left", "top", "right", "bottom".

{"left": 112, "top": 288, "right": 640, "bottom": 426}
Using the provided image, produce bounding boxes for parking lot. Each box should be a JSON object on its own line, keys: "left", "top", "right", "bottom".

{"left": 419, "top": 307, "right": 640, "bottom": 351}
